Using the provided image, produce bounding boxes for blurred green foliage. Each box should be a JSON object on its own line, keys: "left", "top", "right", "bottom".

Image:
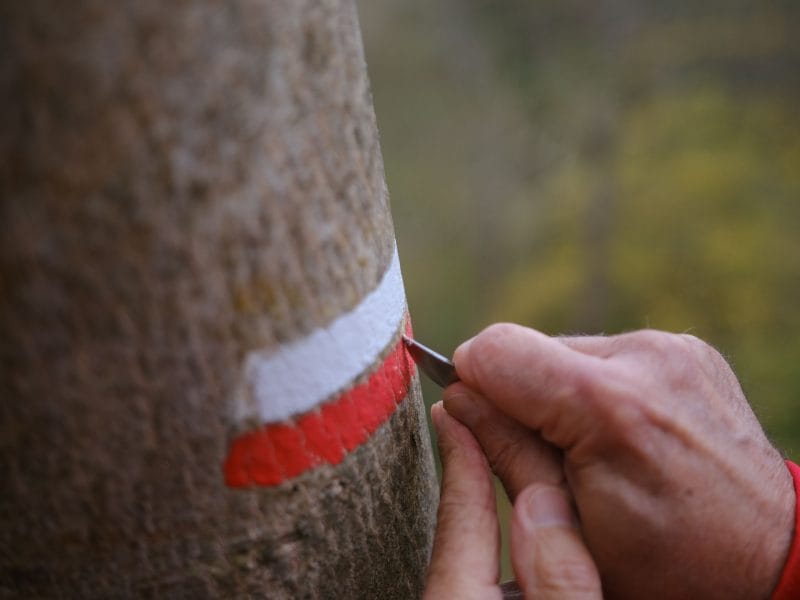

{"left": 359, "top": 1, "right": 800, "bottom": 577}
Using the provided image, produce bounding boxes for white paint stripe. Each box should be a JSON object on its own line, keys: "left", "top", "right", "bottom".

{"left": 232, "top": 246, "right": 406, "bottom": 425}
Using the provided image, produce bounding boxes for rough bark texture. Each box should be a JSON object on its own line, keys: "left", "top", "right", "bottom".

{"left": 0, "top": 1, "right": 437, "bottom": 597}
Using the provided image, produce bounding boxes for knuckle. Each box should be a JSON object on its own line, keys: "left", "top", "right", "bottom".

{"left": 679, "top": 333, "right": 716, "bottom": 362}
{"left": 636, "top": 329, "right": 682, "bottom": 355}
{"left": 679, "top": 333, "right": 729, "bottom": 367}
{"left": 469, "top": 323, "right": 525, "bottom": 381}
{"left": 487, "top": 439, "right": 525, "bottom": 478}
{"left": 625, "top": 330, "right": 706, "bottom": 382}
{"left": 476, "top": 322, "right": 520, "bottom": 350}
{"left": 437, "top": 492, "right": 495, "bottom": 526}
{"left": 678, "top": 332, "right": 704, "bottom": 348}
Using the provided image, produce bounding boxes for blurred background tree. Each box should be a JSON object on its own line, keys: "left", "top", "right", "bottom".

{"left": 359, "top": 0, "right": 800, "bottom": 577}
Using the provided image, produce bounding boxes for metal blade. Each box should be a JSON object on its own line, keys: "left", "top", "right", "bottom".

{"left": 402, "top": 335, "right": 459, "bottom": 388}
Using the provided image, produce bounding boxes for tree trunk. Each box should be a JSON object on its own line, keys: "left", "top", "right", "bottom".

{"left": 0, "top": 1, "right": 437, "bottom": 597}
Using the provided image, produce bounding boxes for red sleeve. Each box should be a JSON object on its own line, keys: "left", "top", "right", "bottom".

{"left": 772, "top": 460, "right": 800, "bottom": 600}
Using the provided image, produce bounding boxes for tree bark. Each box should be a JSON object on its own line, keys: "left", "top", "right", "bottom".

{"left": 0, "top": 1, "right": 437, "bottom": 597}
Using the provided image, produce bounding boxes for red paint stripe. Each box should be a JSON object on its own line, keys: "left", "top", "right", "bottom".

{"left": 224, "top": 326, "right": 416, "bottom": 488}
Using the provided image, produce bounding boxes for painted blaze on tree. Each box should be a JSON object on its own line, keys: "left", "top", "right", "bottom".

{"left": 0, "top": 0, "right": 437, "bottom": 598}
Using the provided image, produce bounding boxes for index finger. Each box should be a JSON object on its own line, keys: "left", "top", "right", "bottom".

{"left": 453, "top": 323, "right": 612, "bottom": 450}
{"left": 424, "top": 403, "right": 502, "bottom": 600}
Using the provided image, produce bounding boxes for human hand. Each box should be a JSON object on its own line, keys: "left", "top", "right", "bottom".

{"left": 444, "top": 324, "right": 795, "bottom": 599}
{"left": 423, "top": 402, "right": 601, "bottom": 600}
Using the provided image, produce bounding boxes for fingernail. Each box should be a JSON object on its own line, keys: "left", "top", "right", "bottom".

{"left": 520, "top": 486, "right": 575, "bottom": 530}
{"left": 443, "top": 391, "right": 482, "bottom": 429}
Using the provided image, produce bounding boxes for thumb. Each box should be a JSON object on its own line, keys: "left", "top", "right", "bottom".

{"left": 511, "top": 484, "right": 601, "bottom": 600}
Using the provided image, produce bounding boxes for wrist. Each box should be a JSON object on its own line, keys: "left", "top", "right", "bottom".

{"left": 770, "top": 461, "right": 800, "bottom": 599}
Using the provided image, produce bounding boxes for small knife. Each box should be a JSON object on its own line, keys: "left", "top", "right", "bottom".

{"left": 402, "top": 335, "right": 460, "bottom": 388}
